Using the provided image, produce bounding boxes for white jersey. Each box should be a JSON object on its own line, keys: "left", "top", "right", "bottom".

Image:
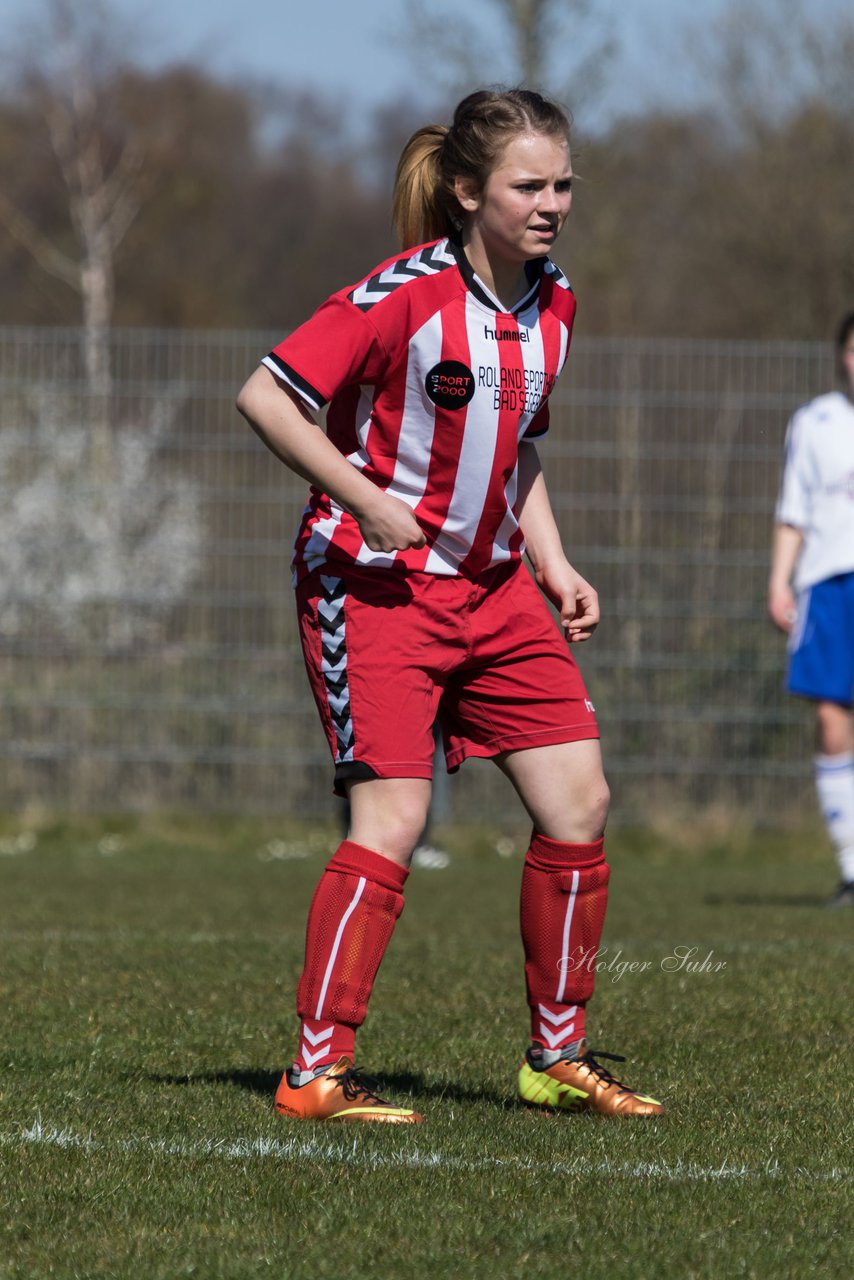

{"left": 776, "top": 391, "right": 854, "bottom": 590}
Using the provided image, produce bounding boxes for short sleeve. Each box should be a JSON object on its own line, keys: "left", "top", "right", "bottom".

{"left": 523, "top": 401, "right": 550, "bottom": 440}
{"left": 262, "top": 294, "right": 390, "bottom": 412}
{"left": 775, "top": 412, "right": 812, "bottom": 529}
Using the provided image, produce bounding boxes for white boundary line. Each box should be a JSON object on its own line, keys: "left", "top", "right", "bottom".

{"left": 4, "top": 1121, "right": 849, "bottom": 1183}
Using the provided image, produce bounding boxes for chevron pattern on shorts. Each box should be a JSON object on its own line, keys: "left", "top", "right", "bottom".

{"left": 318, "top": 575, "right": 354, "bottom": 763}
{"left": 348, "top": 239, "right": 457, "bottom": 311}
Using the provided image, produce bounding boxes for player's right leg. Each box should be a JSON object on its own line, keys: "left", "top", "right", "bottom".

{"left": 274, "top": 779, "right": 429, "bottom": 1123}
{"left": 788, "top": 574, "right": 854, "bottom": 904}
{"left": 275, "top": 567, "right": 447, "bottom": 1122}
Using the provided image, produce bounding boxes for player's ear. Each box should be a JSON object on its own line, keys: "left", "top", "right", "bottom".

{"left": 453, "top": 174, "right": 480, "bottom": 214}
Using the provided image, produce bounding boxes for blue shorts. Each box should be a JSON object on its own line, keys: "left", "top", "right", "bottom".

{"left": 787, "top": 572, "right": 854, "bottom": 705}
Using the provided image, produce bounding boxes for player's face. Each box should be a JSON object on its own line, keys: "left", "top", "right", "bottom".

{"left": 455, "top": 132, "right": 573, "bottom": 266}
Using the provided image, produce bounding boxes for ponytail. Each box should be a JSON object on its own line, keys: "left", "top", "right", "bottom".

{"left": 391, "top": 89, "right": 572, "bottom": 251}
{"left": 392, "top": 125, "right": 450, "bottom": 249}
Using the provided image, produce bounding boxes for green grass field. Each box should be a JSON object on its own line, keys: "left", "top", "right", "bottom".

{"left": 0, "top": 814, "right": 851, "bottom": 1280}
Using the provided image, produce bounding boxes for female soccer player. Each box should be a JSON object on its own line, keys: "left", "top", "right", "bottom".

{"left": 237, "top": 88, "right": 664, "bottom": 1122}
{"left": 769, "top": 309, "right": 854, "bottom": 908}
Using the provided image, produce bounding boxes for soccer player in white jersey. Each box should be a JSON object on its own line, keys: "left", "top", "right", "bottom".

{"left": 237, "top": 89, "right": 664, "bottom": 1121}
{"left": 769, "top": 310, "right": 854, "bottom": 907}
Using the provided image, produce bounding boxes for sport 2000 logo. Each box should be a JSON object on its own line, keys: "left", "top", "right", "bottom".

{"left": 424, "top": 360, "right": 476, "bottom": 409}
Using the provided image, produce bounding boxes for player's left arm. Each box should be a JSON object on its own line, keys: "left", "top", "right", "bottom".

{"left": 516, "top": 440, "right": 599, "bottom": 642}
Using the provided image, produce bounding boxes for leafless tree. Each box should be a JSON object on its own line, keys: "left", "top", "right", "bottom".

{"left": 0, "top": 0, "right": 148, "bottom": 475}
{"left": 397, "top": 0, "right": 615, "bottom": 116}
{"left": 699, "top": 0, "right": 854, "bottom": 129}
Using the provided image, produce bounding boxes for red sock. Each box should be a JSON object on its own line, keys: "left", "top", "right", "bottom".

{"left": 294, "top": 840, "right": 408, "bottom": 1074}
{"left": 520, "top": 833, "right": 610, "bottom": 1053}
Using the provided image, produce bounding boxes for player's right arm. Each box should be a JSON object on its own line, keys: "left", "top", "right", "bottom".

{"left": 236, "top": 365, "right": 425, "bottom": 554}
{"left": 767, "top": 522, "right": 804, "bottom": 633}
{"left": 769, "top": 407, "right": 810, "bottom": 633}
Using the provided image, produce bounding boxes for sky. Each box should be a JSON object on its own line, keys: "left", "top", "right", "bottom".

{"left": 0, "top": 0, "right": 848, "bottom": 131}
{"left": 114, "top": 0, "right": 720, "bottom": 123}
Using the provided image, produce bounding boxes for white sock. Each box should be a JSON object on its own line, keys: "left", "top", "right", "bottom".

{"left": 815, "top": 753, "right": 854, "bottom": 882}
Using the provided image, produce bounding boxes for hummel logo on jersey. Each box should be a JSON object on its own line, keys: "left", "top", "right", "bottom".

{"left": 484, "top": 325, "right": 530, "bottom": 342}
{"left": 425, "top": 361, "right": 475, "bottom": 410}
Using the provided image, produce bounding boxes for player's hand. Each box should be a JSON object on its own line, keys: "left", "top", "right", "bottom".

{"left": 768, "top": 582, "right": 797, "bottom": 633}
{"left": 356, "top": 491, "right": 426, "bottom": 554}
{"left": 536, "top": 559, "right": 600, "bottom": 642}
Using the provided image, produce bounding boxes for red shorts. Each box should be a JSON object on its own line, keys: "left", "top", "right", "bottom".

{"left": 296, "top": 560, "right": 599, "bottom": 795}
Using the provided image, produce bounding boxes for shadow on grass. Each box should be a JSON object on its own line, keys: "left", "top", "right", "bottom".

{"left": 703, "top": 891, "right": 828, "bottom": 907}
{"left": 149, "top": 1069, "right": 280, "bottom": 1097}
{"left": 147, "top": 1068, "right": 513, "bottom": 1109}
{"left": 376, "top": 1071, "right": 514, "bottom": 1110}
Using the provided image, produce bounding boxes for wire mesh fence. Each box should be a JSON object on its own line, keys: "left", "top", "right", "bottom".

{"left": 0, "top": 325, "right": 829, "bottom": 825}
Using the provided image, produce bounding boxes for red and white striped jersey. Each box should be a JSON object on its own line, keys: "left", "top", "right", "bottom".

{"left": 263, "top": 236, "right": 576, "bottom": 580}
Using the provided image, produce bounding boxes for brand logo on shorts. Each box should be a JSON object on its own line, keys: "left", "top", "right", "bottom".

{"left": 425, "top": 360, "right": 475, "bottom": 410}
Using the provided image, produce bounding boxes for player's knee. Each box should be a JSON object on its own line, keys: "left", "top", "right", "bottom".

{"left": 349, "top": 792, "right": 431, "bottom": 862}
{"left": 816, "top": 703, "right": 854, "bottom": 756}
{"left": 384, "top": 804, "right": 430, "bottom": 858}
{"left": 554, "top": 772, "right": 609, "bottom": 842}
{"left": 584, "top": 775, "right": 611, "bottom": 838}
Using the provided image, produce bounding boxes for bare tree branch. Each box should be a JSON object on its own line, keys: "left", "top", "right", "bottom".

{"left": 0, "top": 191, "right": 81, "bottom": 290}
{"left": 493, "top": 0, "right": 559, "bottom": 84}
{"left": 5, "top": 0, "right": 148, "bottom": 292}
{"left": 102, "top": 141, "right": 147, "bottom": 248}
{"left": 0, "top": 0, "right": 151, "bottom": 475}
{"left": 397, "top": 0, "right": 613, "bottom": 111}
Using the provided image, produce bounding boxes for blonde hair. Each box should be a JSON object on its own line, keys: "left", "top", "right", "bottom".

{"left": 392, "top": 125, "right": 450, "bottom": 252}
{"left": 392, "top": 88, "right": 572, "bottom": 249}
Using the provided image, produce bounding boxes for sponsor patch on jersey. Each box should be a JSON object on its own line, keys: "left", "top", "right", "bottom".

{"left": 425, "top": 360, "right": 475, "bottom": 410}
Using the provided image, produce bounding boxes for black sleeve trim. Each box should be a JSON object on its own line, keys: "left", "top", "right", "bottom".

{"left": 262, "top": 353, "right": 327, "bottom": 411}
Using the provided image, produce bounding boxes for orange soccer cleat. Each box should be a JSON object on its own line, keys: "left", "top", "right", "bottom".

{"left": 274, "top": 1056, "right": 423, "bottom": 1124}
{"left": 518, "top": 1041, "right": 665, "bottom": 1117}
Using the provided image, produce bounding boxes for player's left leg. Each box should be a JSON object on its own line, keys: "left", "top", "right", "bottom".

{"left": 442, "top": 562, "right": 663, "bottom": 1114}
{"left": 788, "top": 573, "right": 854, "bottom": 905}
{"left": 497, "top": 740, "right": 664, "bottom": 1116}
{"left": 497, "top": 737, "right": 609, "bottom": 843}
{"left": 814, "top": 701, "right": 854, "bottom": 907}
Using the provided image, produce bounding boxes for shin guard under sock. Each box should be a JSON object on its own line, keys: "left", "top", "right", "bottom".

{"left": 520, "top": 832, "right": 610, "bottom": 1052}
{"left": 294, "top": 840, "right": 408, "bottom": 1074}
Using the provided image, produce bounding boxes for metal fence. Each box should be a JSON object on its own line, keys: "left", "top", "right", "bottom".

{"left": 0, "top": 325, "right": 831, "bottom": 825}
